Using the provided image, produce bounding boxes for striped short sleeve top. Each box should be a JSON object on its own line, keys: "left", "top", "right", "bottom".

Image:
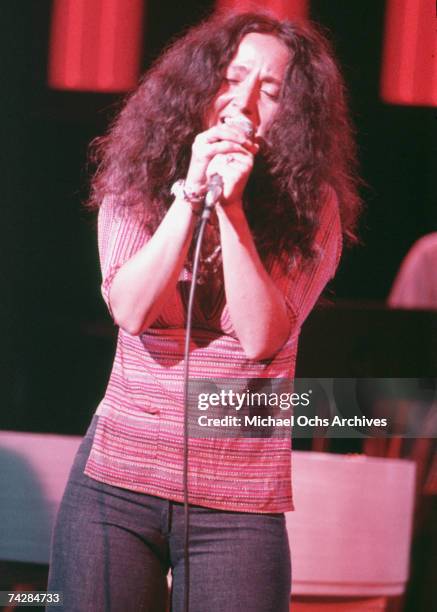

{"left": 84, "top": 193, "right": 342, "bottom": 513}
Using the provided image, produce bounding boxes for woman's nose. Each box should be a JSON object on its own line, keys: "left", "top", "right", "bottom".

{"left": 232, "top": 81, "right": 259, "bottom": 117}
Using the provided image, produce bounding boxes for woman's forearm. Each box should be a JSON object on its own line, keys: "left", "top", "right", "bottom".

{"left": 217, "top": 203, "right": 291, "bottom": 360}
{"left": 109, "top": 197, "right": 196, "bottom": 335}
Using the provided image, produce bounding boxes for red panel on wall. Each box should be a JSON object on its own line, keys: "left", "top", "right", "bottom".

{"left": 48, "top": 0, "right": 144, "bottom": 92}
{"left": 215, "top": 0, "right": 308, "bottom": 21}
{"left": 381, "top": 0, "right": 437, "bottom": 106}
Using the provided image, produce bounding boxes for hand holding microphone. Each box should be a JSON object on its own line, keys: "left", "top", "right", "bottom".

{"left": 184, "top": 114, "right": 258, "bottom": 217}
{"left": 205, "top": 115, "right": 256, "bottom": 212}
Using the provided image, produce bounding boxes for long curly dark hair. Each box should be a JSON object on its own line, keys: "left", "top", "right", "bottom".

{"left": 88, "top": 12, "right": 361, "bottom": 267}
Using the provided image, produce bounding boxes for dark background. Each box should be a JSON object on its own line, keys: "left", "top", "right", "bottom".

{"left": 1, "top": 1, "right": 435, "bottom": 433}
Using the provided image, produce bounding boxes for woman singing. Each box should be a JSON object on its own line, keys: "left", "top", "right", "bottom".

{"left": 48, "top": 11, "right": 360, "bottom": 612}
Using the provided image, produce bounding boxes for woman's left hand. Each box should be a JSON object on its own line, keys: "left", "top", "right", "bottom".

{"left": 185, "top": 118, "right": 259, "bottom": 208}
{"left": 206, "top": 142, "right": 257, "bottom": 207}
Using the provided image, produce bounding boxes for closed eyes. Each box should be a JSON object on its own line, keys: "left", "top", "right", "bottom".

{"left": 262, "top": 89, "right": 280, "bottom": 101}
{"left": 224, "top": 78, "right": 280, "bottom": 101}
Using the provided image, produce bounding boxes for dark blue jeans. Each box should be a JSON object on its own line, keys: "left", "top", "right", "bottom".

{"left": 48, "top": 417, "right": 291, "bottom": 611}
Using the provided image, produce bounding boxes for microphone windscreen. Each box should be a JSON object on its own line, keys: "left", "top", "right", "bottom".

{"left": 224, "top": 115, "right": 255, "bottom": 139}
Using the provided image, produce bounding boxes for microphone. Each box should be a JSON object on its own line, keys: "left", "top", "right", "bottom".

{"left": 226, "top": 114, "right": 255, "bottom": 139}
{"left": 202, "top": 115, "right": 255, "bottom": 220}
{"left": 203, "top": 173, "right": 223, "bottom": 219}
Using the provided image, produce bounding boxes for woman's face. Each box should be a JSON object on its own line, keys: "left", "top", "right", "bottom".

{"left": 206, "top": 32, "right": 290, "bottom": 138}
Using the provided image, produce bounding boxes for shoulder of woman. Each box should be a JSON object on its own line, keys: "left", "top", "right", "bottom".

{"left": 99, "top": 192, "right": 149, "bottom": 224}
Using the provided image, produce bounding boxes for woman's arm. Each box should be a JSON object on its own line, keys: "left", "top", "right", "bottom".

{"left": 108, "top": 197, "right": 196, "bottom": 335}
{"left": 100, "top": 123, "right": 254, "bottom": 336}
{"left": 217, "top": 202, "right": 290, "bottom": 360}
{"left": 216, "top": 189, "right": 342, "bottom": 361}
{"left": 187, "top": 121, "right": 290, "bottom": 359}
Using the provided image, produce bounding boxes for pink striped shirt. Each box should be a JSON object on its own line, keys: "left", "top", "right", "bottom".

{"left": 84, "top": 194, "right": 342, "bottom": 512}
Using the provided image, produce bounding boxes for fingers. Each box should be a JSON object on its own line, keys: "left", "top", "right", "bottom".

{"left": 208, "top": 150, "right": 254, "bottom": 176}
{"left": 199, "top": 140, "right": 258, "bottom": 160}
{"left": 186, "top": 124, "right": 258, "bottom": 197}
{"left": 206, "top": 149, "right": 254, "bottom": 203}
{"left": 194, "top": 124, "right": 258, "bottom": 155}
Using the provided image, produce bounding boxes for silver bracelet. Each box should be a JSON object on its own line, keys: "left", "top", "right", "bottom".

{"left": 171, "top": 179, "right": 207, "bottom": 214}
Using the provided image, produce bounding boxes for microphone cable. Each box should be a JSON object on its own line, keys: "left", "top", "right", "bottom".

{"left": 180, "top": 117, "right": 252, "bottom": 610}
{"left": 181, "top": 179, "right": 221, "bottom": 612}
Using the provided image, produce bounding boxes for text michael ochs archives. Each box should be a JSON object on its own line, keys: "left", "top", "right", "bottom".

{"left": 194, "top": 388, "right": 388, "bottom": 429}
{"left": 187, "top": 378, "right": 436, "bottom": 438}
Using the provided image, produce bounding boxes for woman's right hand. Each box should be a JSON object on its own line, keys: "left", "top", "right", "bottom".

{"left": 185, "top": 123, "right": 258, "bottom": 204}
